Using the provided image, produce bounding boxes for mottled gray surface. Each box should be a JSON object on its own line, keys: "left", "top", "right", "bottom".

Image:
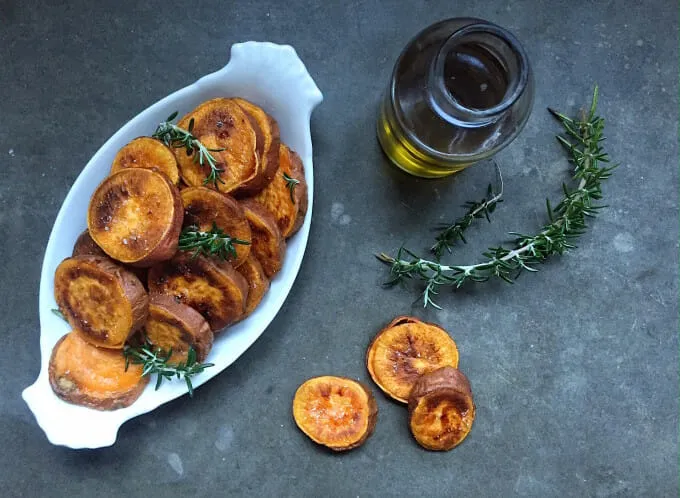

{"left": 1, "top": 0, "right": 677, "bottom": 496}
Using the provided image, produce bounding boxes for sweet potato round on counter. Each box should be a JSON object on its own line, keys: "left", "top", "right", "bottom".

{"left": 240, "top": 199, "right": 285, "bottom": 278}
{"left": 148, "top": 252, "right": 249, "bottom": 331}
{"left": 175, "top": 98, "right": 260, "bottom": 196}
{"left": 233, "top": 98, "right": 281, "bottom": 195}
{"left": 408, "top": 367, "right": 475, "bottom": 451}
{"left": 144, "top": 294, "right": 213, "bottom": 362}
{"left": 235, "top": 255, "right": 270, "bottom": 318}
{"left": 87, "top": 168, "right": 183, "bottom": 267}
{"left": 110, "top": 137, "right": 180, "bottom": 185}
{"left": 253, "top": 144, "right": 308, "bottom": 238}
{"left": 366, "top": 316, "right": 459, "bottom": 403}
{"left": 180, "top": 187, "right": 251, "bottom": 269}
{"left": 54, "top": 255, "right": 148, "bottom": 349}
{"left": 49, "top": 331, "right": 149, "bottom": 410}
{"left": 293, "top": 376, "right": 378, "bottom": 452}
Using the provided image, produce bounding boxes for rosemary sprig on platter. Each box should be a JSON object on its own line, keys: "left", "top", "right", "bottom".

{"left": 123, "top": 339, "right": 214, "bottom": 397}
{"left": 178, "top": 222, "right": 250, "bottom": 261}
{"left": 378, "top": 86, "right": 615, "bottom": 309}
{"left": 51, "top": 308, "right": 67, "bottom": 321}
{"left": 283, "top": 172, "right": 300, "bottom": 203}
{"left": 431, "top": 165, "right": 503, "bottom": 259}
{"left": 152, "top": 111, "right": 226, "bottom": 187}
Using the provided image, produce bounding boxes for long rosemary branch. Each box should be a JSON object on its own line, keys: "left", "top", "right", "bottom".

{"left": 152, "top": 111, "right": 226, "bottom": 188}
{"left": 377, "top": 86, "right": 615, "bottom": 309}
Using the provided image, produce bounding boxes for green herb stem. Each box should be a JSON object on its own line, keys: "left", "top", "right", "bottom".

{"left": 178, "top": 223, "right": 250, "bottom": 261}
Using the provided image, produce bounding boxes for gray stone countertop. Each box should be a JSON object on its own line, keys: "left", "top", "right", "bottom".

{"left": 1, "top": 1, "right": 677, "bottom": 496}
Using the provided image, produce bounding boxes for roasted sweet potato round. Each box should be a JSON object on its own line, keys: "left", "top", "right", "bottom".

{"left": 144, "top": 294, "right": 213, "bottom": 362}
{"left": 253, "top": 144, "right": 308, "bottom": 238}
{"left": 147, "top": 252, "right": 248, "bottom": 331}
{"left": 110, "top": 137, "right": 180, "bottom": 185}
{"left": 366, "top": 316, "right": 459, "bottom": 403}
{"left": 54, "top": 255, "right": 149, "bottom": 349}
{"left": 181, "top": 187, "right": 251, "bottom": 269}
{"left": 49, "top": 331, "right": 149, "bottom": 410}
{"left": 293, "top": 376, "right": 378, "bottom": 452}
{"left": 235, "top": 255, "right": 270, "bottom": 318}
{"left": 233, "top": 98, "right": 281, "bottom": 195}
{"left": 87, "top": 168, "right": 183, "bottom": 267}
{"left": 408, "top": 366, "right": 475, "bottom": 451}
{"left": 240, "top": 199, "right": 285, "bottom": 278}
{"left": 175, "top": 98, "right": 259, "bottom": 196}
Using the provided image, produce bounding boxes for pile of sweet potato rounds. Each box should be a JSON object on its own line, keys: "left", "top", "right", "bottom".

{"left": 50, "top": 98, "right": 307, "bottom": 410}
{"left": 292, "top": 316, "right": 475, "bottom": 452}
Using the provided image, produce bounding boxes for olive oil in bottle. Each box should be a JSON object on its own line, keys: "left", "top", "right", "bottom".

{"left": 378, "top": 18, "right": 535, "bottom": 178}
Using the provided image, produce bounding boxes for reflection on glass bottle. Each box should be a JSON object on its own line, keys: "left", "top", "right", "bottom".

{"left": 378, "top": 18, "right": 535, "bottom": 178}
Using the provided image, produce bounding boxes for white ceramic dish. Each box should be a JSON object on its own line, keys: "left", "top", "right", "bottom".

{"left": 22, "top": 42, "right": 323, "bottom": 449}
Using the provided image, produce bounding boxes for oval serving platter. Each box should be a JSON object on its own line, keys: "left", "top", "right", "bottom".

{"left": 22, "top": 42, "right": 323, "bottom": 449}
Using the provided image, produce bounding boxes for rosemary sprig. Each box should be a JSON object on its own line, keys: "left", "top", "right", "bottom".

{"left": 431, "top": 165, "right": 504, "bottom": 259}
{"left": 378, "top": 86, "right": 615, "bottom": 309}
{"left": 283, "top": 172, "right": 300, "bottom": 203}
{"left": 123, "top": 339, "right": 214, "bottom": 397}
{"left": 152, "top": 111, "right": 226, "bottom": 188}
{"left": 178, "top": 222, "right": 250, "bottom": 261}
{"left": 51, "top": 308, "right": 67, "bottom": 321}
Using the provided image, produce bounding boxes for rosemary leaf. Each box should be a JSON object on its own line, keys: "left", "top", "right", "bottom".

{"left": 283, "top": 172, "right": 300, "bottom": 203}
{"left": 178, "top": 222, "right": 250, "bottom": 261}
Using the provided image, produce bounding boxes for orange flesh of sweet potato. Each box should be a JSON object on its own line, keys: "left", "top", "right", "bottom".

{"left": 235, "top": 255, "right": 270, "bottom": 318}
{"left": 252, "top": 144, "right": 307, "bottom": 238}
{"left": 54, "top": 255, "right": 148, "bottom": 349}
{"left": 145, "top": 294, "right": 214, "bottom": 362}
{"left": 49, "top": 331, "right": 149, "bottom": 410}
{"left": 232, "top": 98, "right": 281, "bottom": 196}
{"left": 175, "top": 98, "right": 259, "bottom": 195}
{"left": 408, "top": 366, "right": 475, "bottom": 451}
{"left": 110, "top": 137, "right": 180, "bottom": 185}
{"left": 87, "top": 168, "right": 183, "bottom": 267}
{"left": 180, "top": 187, "right": 251, "bottom": 269}
{"left": 293, "top": 376, "right": 378, "bottom": 452}
{"left": 147, "top": 253, "right": 248, "bottom": 331}
{"left": 366, "top": 316, "right": 459, "bottom": 404}
{"left": 239, "top": 199, "right": 285, "bottom": 278}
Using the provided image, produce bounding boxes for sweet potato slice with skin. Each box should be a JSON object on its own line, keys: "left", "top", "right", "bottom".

{"left": 293, "top": 376, "right": 378, "bottom": 452}
{"left": 232, "top": 98, "right": 281, "bottom": 196}
{"left": 49, "top": 331, "right": 149, "bottom": 410}
{"left": 145, "top": 294, "right": 213, "bottom": 362}
{"left": 73, "top": 229, "right": 148, "bottom": 285}
{"left": 239, "top": 199, "right": 285, "bottom": 278}
{"left": 235, "top": 255, "right": 270, "bottom": 318}
{"left": 54, "top": 255, "right": 148, "bottom": 349}
{"left": 181, "top": 187, "right": 251, "bottom": 269}
{"left": 408, "top": 367, "right": 475, "bottom": 451}
{"left": 175, "top": 98, "right": 259, "bottom": 196}
{"left": 148, "top": 252, "right": 248, "bottom": 331}
{"left": 253, "top": 144, "right": 308, "bottom": 238}
{"left": 111, "top": 137, "right": 180, "bottom": 185}
{"left": 366, "top": 316, "right": 459, "bottom": 404}
{"left": 88, "top": 168, "right": 183, "bottom": 267}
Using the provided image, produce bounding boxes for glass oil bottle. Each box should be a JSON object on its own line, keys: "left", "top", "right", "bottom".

{"left": 377, "top": 18, "right": 535, "bottom": 178}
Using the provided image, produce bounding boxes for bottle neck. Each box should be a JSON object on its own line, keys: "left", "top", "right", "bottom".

{"left": 428, "top": 23, "right": 530, "bottom": 128}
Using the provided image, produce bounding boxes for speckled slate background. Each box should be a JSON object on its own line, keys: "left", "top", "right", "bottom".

{"left": 1, "top": 1, "right": 677, "bottom": 496}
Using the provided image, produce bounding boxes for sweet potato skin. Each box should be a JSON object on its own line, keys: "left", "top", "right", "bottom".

{"left": 72, "top": 230, "right": 148, "bottom": 285}
{"left": 235, "top": 255, "right": 270, "bottom": 318}
{"left": 145, "top": 294, "right": 214, "bottom": 362}
{"left": 54, "top": 255, "right": 149, "bottom": 349}
{"left": 293, "top": 376, "right": 378, "bottom": 452}
{"left": 408, "top": 367, "right": 475, "bottom": 451}
{"left": 366, "top": 315, "right": 459, "bottom": 404}
{"left": 239, "top": 199, "right": 285, "bottom": 278}
{"left": 49, "top": 332, "right": 149, "bottom": 410}
{"left": 87, "top": 168, "right": 183, "bottom": 267}
{"left": 174, "top": 98, "right": 259, "bottom": 196}
{"left": 181, "top": 187, "right": 251, "bottom": 269}
{"left": 147, "top": 252, "right": 249, "bottom": 331}
{"left": 232, "top": 98, "right": 281, "bottom": 196}
{"left": 111, "top": 137, "right": 180, "bottom": 185}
